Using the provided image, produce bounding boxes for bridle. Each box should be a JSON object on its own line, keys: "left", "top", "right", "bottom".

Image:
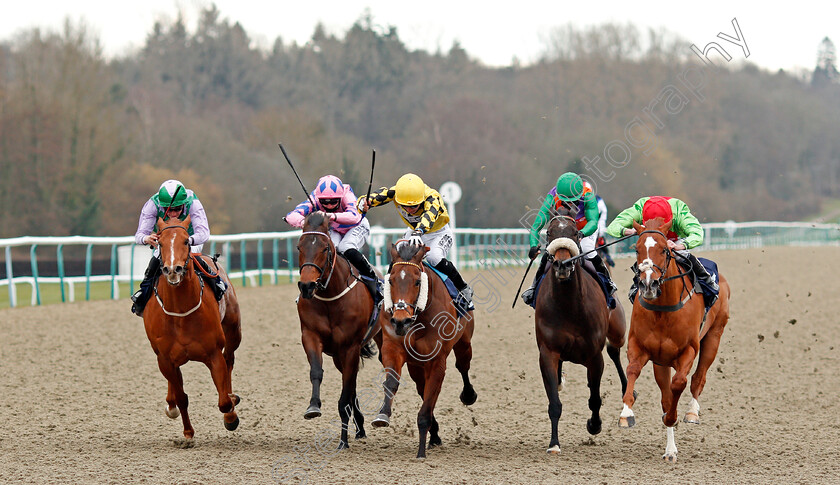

{"left": 299, "top": 231, "right": 337, "bottom": 292}
{"left": 545, "top": 215, "right": 580, "bottom": 272}
{"left": 154, "top": 224, "right": 205, "bottom": 317}
{"left": 634, "top": 229, "right": 694, "bottom": 312}
{"left": 384, "top": 260, "right": 429, "bottom": 325}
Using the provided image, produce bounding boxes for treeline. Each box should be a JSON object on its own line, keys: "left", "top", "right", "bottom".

{"left": 1, "top": 8, "right": 838, "bottom": 237}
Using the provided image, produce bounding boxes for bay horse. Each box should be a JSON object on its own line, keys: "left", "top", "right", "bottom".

{"left": 295, "top": 211, "right": 379, "bottom": 450}
{"left": 143, "top": 215, "right": 242, "bottom": 440}
{"left": 535, "top": 214, "right": 629, "bottom": 454}
{"left": 372, "top": 243, "right": 477, "bottom": 459}
{"left": 618, "top": 217, "right": 731, "bottom": 462}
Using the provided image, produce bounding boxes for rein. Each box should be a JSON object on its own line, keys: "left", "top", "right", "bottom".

{"left": 298, "top": 230, "right": 359, "bottom": 301}
{"left": 635, "top": 229, "right": 695, "bottom": 312}
{"left": 385, "top": 261, "right": 430, "bottom": 321}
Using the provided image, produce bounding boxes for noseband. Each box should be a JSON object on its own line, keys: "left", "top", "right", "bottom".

{"left": 546, "top": 215, "right": 580, "bottom": 271}
{"left": 299, "top": 231, "right": 337, "bottom": 291}
{"left": 154, "top": 224, "right": 204, "bottom": 317}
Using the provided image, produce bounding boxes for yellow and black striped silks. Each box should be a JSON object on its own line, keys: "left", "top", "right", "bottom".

{"left": 368, "top": 185, "right": 450, "bottom": 233}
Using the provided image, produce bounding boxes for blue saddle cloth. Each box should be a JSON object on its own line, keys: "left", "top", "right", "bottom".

{"left": 697, "top": 258, "right": 720, "bottom": 310}
{"left": 528, "top": 259, "right": 615, "bottom": 310}
{"left": 423, "top": 263, "right": 475, "bottom": 318}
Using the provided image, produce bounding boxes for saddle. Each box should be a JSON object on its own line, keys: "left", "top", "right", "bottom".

{"left": 423, "top": 263, "right": 475, "bottom": 317}
{"left": 528, "top": 259, "right": 614, "bottom": 310}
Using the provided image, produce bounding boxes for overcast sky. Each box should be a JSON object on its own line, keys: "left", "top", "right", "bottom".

{"left": 0, "top": 1, "right": 833, "bottom": 73}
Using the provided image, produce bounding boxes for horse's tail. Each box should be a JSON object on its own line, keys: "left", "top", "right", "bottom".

{"left": 360, "top": 339, "right": 377, "bottom": 361}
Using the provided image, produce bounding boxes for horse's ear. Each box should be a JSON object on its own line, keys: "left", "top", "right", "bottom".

{"left": 661, "top": 218, "right": 672, "bottom": 235}
{"left": 632, "top": 220, "right": 644, "bottom": 233}
{"left": 156, "top": 216, "right": 166, "bottom": 232}
{"left": 389, "top": 243, "right": 399, "bottom": 260}
{"left": 183, "top": 214, "right": 191, "bottom": 228}
{"left": 412, "top": 245, "right": 430, "bottom": 263}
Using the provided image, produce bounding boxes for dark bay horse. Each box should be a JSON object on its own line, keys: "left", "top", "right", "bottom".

{"left": 619, "top": 217, "right": 731, "bottom": 462}
{"left": 143, "top": 215, "right": 242, "bottom": 440}
{"left": 535, "top": 215, "right": 628, "bottom": 454}
{"left": 295, "top": 211, "right": 379, "bottom": 449}
{"left": 372, "top": 243, "right": 477, "bottom": 459}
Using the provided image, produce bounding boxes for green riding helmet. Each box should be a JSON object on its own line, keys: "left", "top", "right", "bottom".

{"left": 555, "top": 172, "right": 583, "bottom": 202}
{"left": 158, "top": 179, "right": 188, "bottom": 207}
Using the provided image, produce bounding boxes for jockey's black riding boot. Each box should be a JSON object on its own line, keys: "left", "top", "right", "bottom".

{"left": 343, "top": 248, "right": 382, "bottom": 304}
{"left": 131, "top": 256, "right": 161, "bottom": 316}
{"left": 433, "top": 258, "right": 473, "bottom": 305}
{"left": 590, "top": 254, "right": 618, "bottom": 294}
{"left": 521, "top": 252, "right": 548, "bottom": 306}
{"left": 195, "top": 256, "right": 227, "bottom": 301}
{"left": 601, "top": 247, "right": 615, "bottom": 267}
{"left": 686, "top": 252, "right": 719, "bottom": 292}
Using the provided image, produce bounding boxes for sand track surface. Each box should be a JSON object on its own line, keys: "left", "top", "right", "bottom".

{"left": 1, "top": 246, "right": 838, "bottom": 484}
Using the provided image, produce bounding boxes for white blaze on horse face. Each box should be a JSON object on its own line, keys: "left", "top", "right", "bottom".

{"left": 168, "top": 232, "right": 177, "bottom": 267}
{"left": 400, "top": 269, "right": 406, "bottom": 280}
{"left": 641, "top": 236, "right": 657, "bottom": 283}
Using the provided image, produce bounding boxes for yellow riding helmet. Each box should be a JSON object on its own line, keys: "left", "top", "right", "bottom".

{"left": 394, "top": 174, "right": 426, "bottom": 206}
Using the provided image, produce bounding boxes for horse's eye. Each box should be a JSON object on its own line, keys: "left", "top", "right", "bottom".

{"left": 415, "top": 280, "right": 421, "bottom": 287}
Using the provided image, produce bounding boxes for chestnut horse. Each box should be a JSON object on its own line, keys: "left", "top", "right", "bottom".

{"left": 295, "top": 211, "right": 379, "bottom": 450}
{"left": 372, "top": 243, "right": 477, "bottom": 459}
{"left": 619, "top": 217, "right": 731, "bottom": 462}
{"left": 535, "top": 215, "right": 629, "bottom": 454}
{"left": 143, "top": 215, "right": 242, "bottom": 439}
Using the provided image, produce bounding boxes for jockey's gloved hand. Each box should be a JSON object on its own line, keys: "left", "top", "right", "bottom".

{"left": 408, "top": 230, "right": 424, "bottom": 246}
{"left": 528, "top": 246, "right": 540, "bottom": 260}
{"left": 356, "top": 197, "right": 368, "bottom": 213}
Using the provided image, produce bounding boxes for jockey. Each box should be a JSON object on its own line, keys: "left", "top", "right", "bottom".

{"left": 583, "top": 181, "right": 615, "bottom": 267}
{"left": 606, "top": 195, "right": 719, "bottom": 305}
{"left": 521, "top": 172, "right": 617, "bottom": 308}
{"left": 284, "top": 174, "right": 382, "bottom": 303}
{"left": 357, "top": 173, "right": 473, "bottom": 305}
{"left": 130, "top": 179, "right": 226, "bottom": 317}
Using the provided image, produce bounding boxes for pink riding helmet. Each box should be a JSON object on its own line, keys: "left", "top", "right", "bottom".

{"left": 313, "top": 175, "right": 346, "bottom": 201}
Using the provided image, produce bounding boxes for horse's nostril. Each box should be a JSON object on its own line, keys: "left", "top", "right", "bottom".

{"left": 175, "top": 265, "right": 183, "bottom": 274}
{"left": 162, "top": 267, "right": 170, "bottom": 275}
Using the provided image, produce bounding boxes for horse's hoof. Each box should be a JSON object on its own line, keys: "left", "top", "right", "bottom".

{"left": 633, "top": 390, "right": 639, "bottom": 400}
{"left": 662, "top": 452, "right": 678, "bottom": 463}
{"left": 337, "top": 440, "right": 349, "bottom": 450}
{"left": 587, "top": 418, "right": 602, "bottom": 435}
{"left": 371, "top": 414, "right": 390, "bottom": 427}
{"left": 230, "top": 394, "right": 241, "bottom": 406}
{"left": 429, "top": 436, "right": 442, "bottom": 448}
{"left": 304, "top": 406, "right": 322, "bottom": 420}
{"left": 618, "top": 416, "right": 635, "bottom": 428}
{"left": 224, "top": 415, "right": 240, "bottom": 431}
{"left": 460, "top": 387, "right": 477, "bottom": 406}
{"left": 165, "top": 405, "right": 180, "bottom": 419}
{"left": 684, "top": 413, "right": 700, "bottom": 424}
{"left": 355, "top": 430, "right": 367, "bottom": 440}
{"left": 546, "top": 445, "right": 561, "bottom": 454}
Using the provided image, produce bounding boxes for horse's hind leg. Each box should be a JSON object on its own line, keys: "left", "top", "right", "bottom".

{"left": 453, "top": 335, "right": 477, "bottom": 406}
{"left": 687, "top": 319, "right": 727, "bottom": 424}
{"left": 606, "top": 344, "right": 629, "bottom": 396}
{"left": 407, "top": 363, "right": 440, "bottom": 448}
{"left": 221, "top": 314, "right": 242, "bottom": 405}
{"left": 538, "top": 347, "right": 562, "bottom": 453}
{"left": 207, "top": 350, "right": 238, "bottom": 431}
{"left": 157, "top": 358, "right": 193, "bottom": 439}
{"left": 334, "top": 348, "right": 361, "bottom": 449}
{"left": 585, "top": 353, "right": 605, "bottom": 435}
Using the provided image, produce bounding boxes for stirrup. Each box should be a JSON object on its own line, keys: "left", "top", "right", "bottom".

{"left": 458, "top": 286, "right": 474, "bottom": 306}
{"left": 521, "top": 286, "right": 535, "bottom": 306}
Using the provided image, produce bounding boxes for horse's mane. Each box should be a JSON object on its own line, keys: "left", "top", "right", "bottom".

{"left": 396, "top": 243, "right": 423, "bottom": 261}
{"left": 305, "top": 211, "right": 327, "bottom": 229}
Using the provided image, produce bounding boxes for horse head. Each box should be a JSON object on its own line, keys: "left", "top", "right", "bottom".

{"left": 296, "top": 211, "right": 335, "bottom": 299}
{"left": 633, "top": 217, "right": 674, "bottom": 300}
{"left": 156, "top": 215, "right": 192, "bottom": 286}
{"left": 546, "top": 212, "right": 580, "bottom": 281}
{"left": 386, "top": 242, "right": 430, "bottom": 336}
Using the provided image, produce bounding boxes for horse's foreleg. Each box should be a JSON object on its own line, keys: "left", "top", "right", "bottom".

{"left": 538, "top": 347, "right": 562, "bottom": 453}
{"left": 453, "top": 336, "right": 477, "bottom": 406}
{"left": 654, "top": 364, "right": 677, "bottom": 462}
{"left": 303, "top": 335, "right": 324, "bottom": 420}
{"left": 373, "top": 343, "right": 404, "bottom": 428}
{"left": 585, "top": 353, "right": 605, "bottom": 436}
{"left": 207, "top": 350, "right": 238, "bottom": 431}
{"left": 157, "top": 357, "right": 193, "bottom": 439}
{"left": 607, "top": 344, "right": 628, "bottom": 397}
{"left": 660, "top": 347, "right": 696, "bottom": 463}
{"left": 619, "top": 339, "right": 649, "bottom": 428}
{"left": 406, "top": 364, "right": 440, "bottom": 447}
{"left": 687, "top": 325, "right": 726, "bottom": 424}
{"left": 416, "top": 362, "right": 446, "bottom": 459}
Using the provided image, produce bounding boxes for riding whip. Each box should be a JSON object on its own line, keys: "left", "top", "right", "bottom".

{"left": 278, "top": 143, "right": 316, "bottom": 208}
